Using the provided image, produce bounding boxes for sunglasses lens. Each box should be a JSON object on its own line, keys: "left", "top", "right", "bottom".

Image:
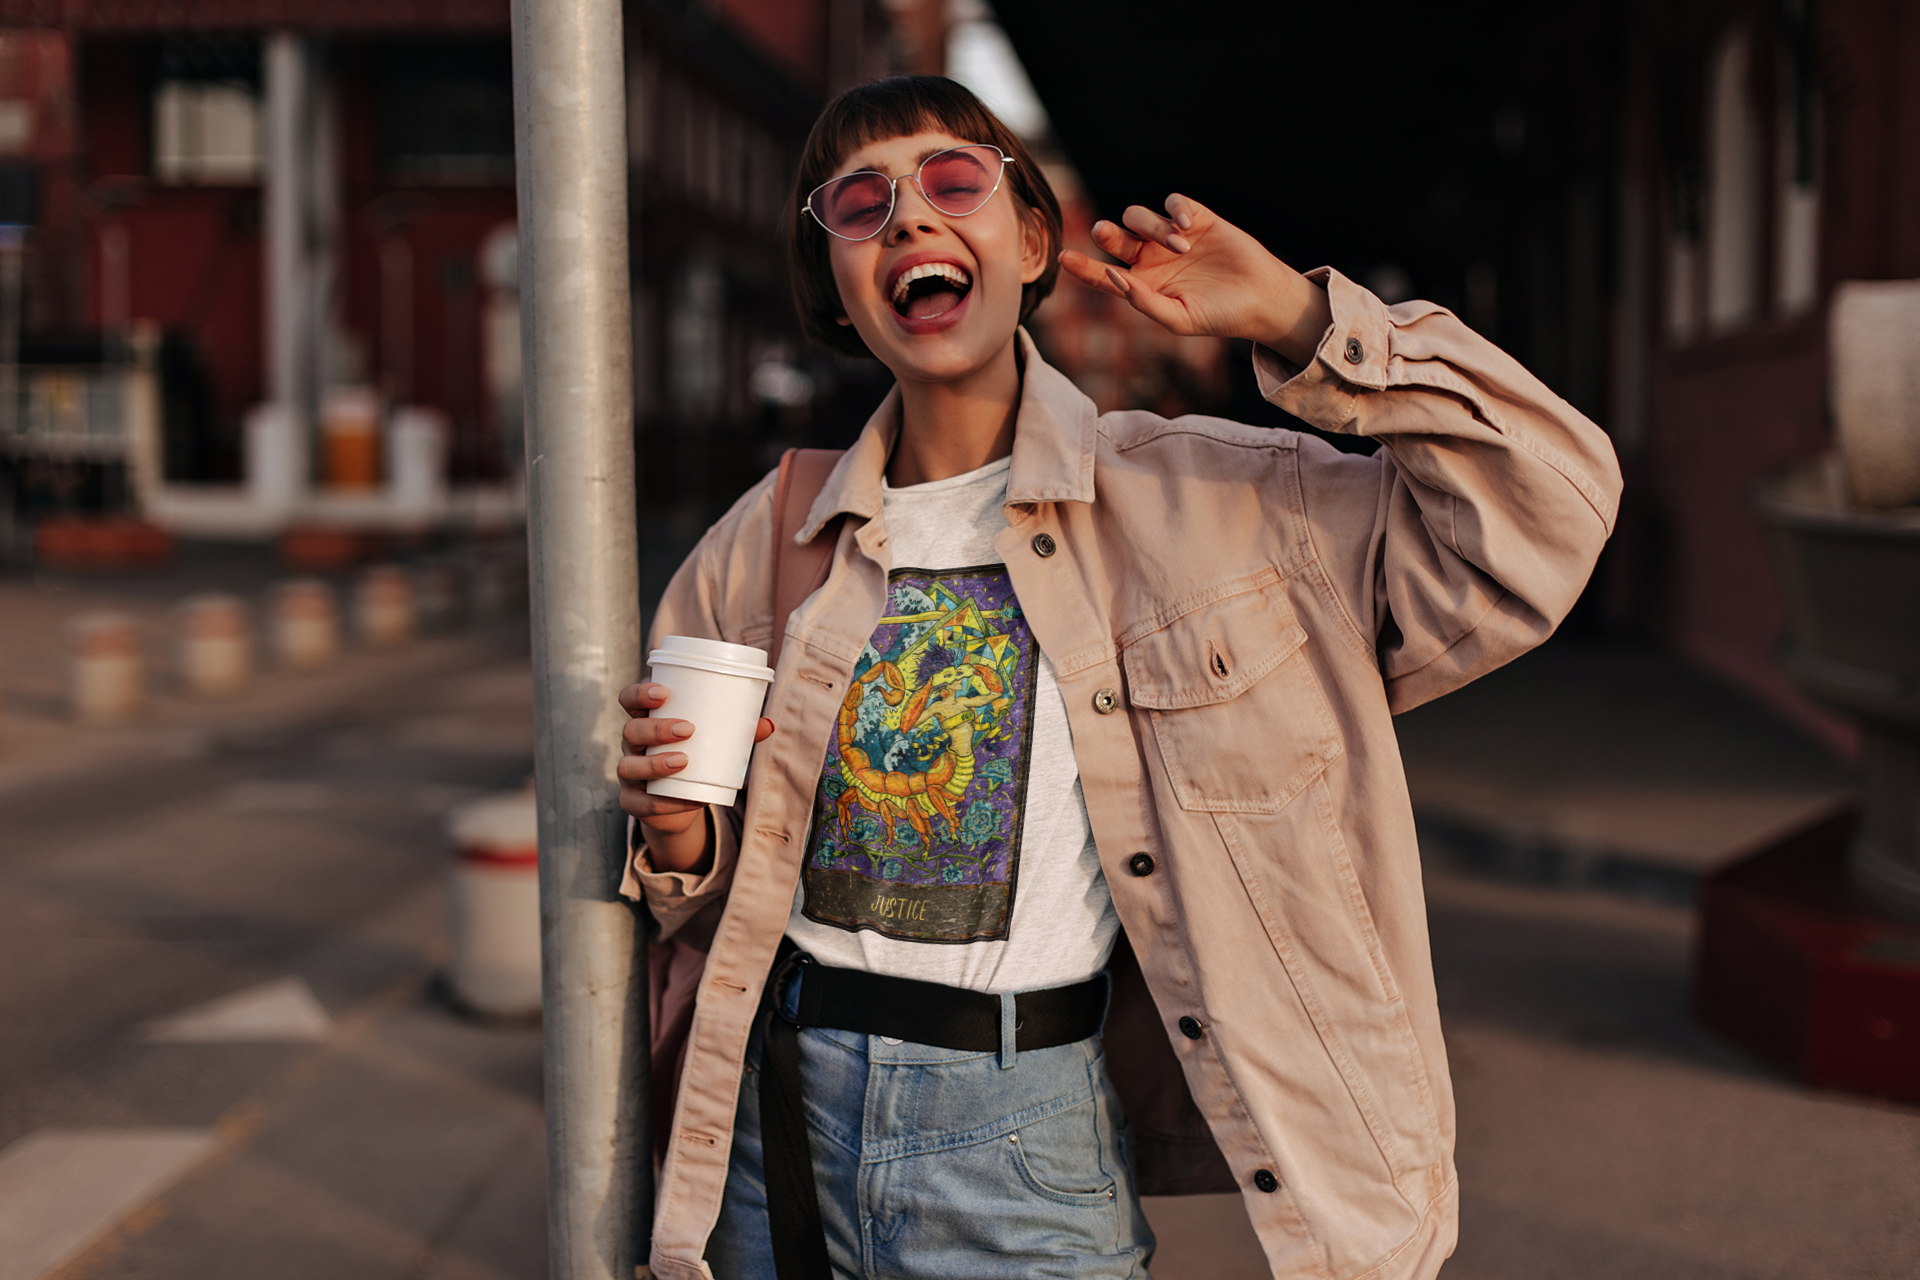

{"left": 817, "top": 172, "right": 893, "bottom": 239}
{"left": 919, "top": 146, "right": 1000, "bottom": 216}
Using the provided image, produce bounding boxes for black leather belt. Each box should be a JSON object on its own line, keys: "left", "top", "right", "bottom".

{"left": 758, "top": 942, "right": 1110, "bottom": 1280}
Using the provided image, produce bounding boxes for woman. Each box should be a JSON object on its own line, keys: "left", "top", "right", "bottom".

{"left": 617, "top": 76, "right": 1619, "bottom": 1280}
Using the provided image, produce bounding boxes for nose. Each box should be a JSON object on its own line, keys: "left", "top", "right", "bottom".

{"left": 885, "top": 174, "right": 940, "bottom": 242}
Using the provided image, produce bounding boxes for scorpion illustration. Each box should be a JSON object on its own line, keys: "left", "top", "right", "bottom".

{"left": 833, "top": 652, "right": 1009, "bottom": 846}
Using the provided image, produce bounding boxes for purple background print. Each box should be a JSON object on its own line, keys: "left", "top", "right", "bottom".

{"left": 803, "top": 564, "right": 1040, "bottom": 941}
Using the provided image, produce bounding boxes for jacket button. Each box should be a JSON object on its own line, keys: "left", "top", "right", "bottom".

{"left": 1032, "top": 532, "right": 1057, "bottom": 557}
{"left": 1254, "top": 1169, "right": 1279, "bottom": 1193}
{"left": 1178, "top": 1015, "right": 1203, "bottom": 1040}
{"left": 1092, "top": 688, "right": 1118, "bottom": 714}
{"left": 1128, "top": 853, "right": 1155, "bottom": 877}
{"left": 1344, "top": 336, "right": 1365, "bottom": 364}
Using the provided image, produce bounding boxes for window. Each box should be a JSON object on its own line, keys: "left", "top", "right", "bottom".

{"left": 377, "top": 40, "right": 515, "bottom": 185}
{"left": 1774, "top": 44, "right": 1819, "bottom": 316}
{"left": 151, "top": 36, "right": 262, "bottom": 184}
{"left": 1704, "top": 25, "right": 1764, "bottom": 333}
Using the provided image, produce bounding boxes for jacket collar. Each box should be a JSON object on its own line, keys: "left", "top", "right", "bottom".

{"left": 795, "top": 328, "right": 1100, "bottom": 543}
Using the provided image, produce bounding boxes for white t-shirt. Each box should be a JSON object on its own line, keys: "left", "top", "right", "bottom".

{"left": 784, "top": 455, "right": 1120, "bottom": 993}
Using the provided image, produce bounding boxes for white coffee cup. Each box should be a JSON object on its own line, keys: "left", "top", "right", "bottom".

{"left": 645, "top": 635, "right": 777, "bottom": 807}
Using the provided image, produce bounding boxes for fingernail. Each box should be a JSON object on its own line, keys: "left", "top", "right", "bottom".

{"left": 1092, "top": 220, "right": 1109, "bottom": 236}
{"left": 1174, "top": 211, "right": 1193, "bottom": 230}
{"left": 660, "top": 753, "right": 687, "bottom": 769}
{"left": 1168, "top": 233, "right": 1192, "bottom": 253}
{"left": 672, "top": 722, "right": 694, "bottom": 739}
{"left": 1105, "top": 266, "right": 1131, "bottom": 293}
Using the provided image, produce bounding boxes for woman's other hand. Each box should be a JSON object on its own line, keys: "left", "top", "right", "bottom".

{"left": 1058, "top": 194, "right": 1334, "bottom": 369}
{"left": 615, "top": 682, "right": 774, "bottom": 875}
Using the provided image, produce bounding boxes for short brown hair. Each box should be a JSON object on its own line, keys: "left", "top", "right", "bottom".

{"left": 785, "top": 76, "right": 1063, "bottom": 358}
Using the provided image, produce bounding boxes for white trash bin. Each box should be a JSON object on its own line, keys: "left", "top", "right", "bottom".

{"left": 447, "top": 791, "right": 541, "bottom": 1017}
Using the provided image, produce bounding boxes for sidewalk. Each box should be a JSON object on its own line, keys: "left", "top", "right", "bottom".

{"left": 0, "top": 545, "right": 529, "bottom": 798}
{"left": 7, "top": 567, "right": 1909, "bottom": 1280}
{"left": 1393, "top": 640, "right": 1857, "bottom": 901}
{"left": 0, "top": 547, "right": 549, "bottom": 1280}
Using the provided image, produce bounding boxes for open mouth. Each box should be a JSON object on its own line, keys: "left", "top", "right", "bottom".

{"left": 890, "top": 262, "right": 973, "bottom": 320}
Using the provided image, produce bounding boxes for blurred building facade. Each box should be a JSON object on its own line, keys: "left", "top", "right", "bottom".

{"left": 995, "top": 0, "right": 1920, "bottom": 749}
{"left": 0, "top": 0, "right": 907, "bottom": 550}
{"left": 0, "top": 5, "right": 523, "bottom": 493}
{"left": 0, "top": 0, "right": 1238, "bottom": 564}
{"left": 625, "top": 0, "right": 895, "bottom": 537}
{"left": 1598, "top": 0, "right": 1914, "bottom": 751}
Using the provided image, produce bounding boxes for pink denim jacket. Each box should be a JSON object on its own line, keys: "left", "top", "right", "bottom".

{"left": 624, "top": 268, "right": 1622, "bottom": 1280}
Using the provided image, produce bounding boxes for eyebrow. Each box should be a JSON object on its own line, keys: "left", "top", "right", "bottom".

{"left": 841, "top": 143, "right": 966, "bottom": 176}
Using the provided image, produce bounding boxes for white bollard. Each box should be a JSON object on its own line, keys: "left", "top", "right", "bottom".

{"left": 272, "top": 579, "right": 340, "bottom": 673}
{"left": 68, "top": 612, "right": 145, "bottom": 723}
{"left": 355, "top": 565, "right": 415, "bottom": 650}
{"left": 175, "top": 593, "right": 253, "bottom": 698}
{"left": 446, "top": 791, "right": 541, "bottom": 1017}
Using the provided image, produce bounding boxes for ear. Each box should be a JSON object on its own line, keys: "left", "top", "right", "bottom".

{"left": 1018, "top": 207, "right": 1049, "bottom": 286}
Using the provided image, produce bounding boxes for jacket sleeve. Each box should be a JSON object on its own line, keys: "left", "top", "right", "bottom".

{"left": 1261, "top": 268, "right": 1622, "bottom": 713}
{"left": 616, "top": 471, "right": 780, "bottom": 942}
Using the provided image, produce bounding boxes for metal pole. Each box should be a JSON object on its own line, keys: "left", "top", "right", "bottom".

{"left": 510, "top": 3, "right": 649, "bottom": 1279}
{"left": 264, "top": 33, "right": 310, "bottom": 423}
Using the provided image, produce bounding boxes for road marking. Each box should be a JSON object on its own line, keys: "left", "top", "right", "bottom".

{"left": 142, "top": 977, "right": 335, "bottom": 1043}
{"left": 0, "top": 1129, "right": 215, "bottom": 1280}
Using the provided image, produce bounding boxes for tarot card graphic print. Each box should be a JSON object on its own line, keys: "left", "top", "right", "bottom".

{"left": 804, "top": 564, "right": 1040, "bottom": 943}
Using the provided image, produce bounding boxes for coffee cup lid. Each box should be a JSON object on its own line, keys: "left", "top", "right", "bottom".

{"left": 649, "top": 634, "right": 775, "bottom": 682}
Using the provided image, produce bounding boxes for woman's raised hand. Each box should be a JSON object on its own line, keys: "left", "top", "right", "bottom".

{"left": 1058, "top": 194, "right": 1332, "bottom": 369}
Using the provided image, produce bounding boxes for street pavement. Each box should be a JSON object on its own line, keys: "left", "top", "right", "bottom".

{"left": 0, "top": 557, "right": 547, "bottom": 1280}
{"left": 2, "top": 559, "right": 1916, "bottom": 1279}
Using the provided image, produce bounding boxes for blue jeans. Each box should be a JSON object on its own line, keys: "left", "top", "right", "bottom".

{"left": 707, "top": 1023, "right": 1156, "bottom": 1279}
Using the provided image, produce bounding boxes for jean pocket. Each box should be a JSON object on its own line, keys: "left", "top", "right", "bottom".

{"left": 1007, "top": 1102, "right": 1118, "bottom": 1208}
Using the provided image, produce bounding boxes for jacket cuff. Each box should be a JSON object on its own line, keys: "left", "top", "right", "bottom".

{"left": 1252, "top": 267, "right": 1392, "bottom": 430}
{"left": 618, "top": 808, "right": 740, "bottom": 938}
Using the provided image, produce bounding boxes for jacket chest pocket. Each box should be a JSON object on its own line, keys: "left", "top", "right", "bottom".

{"left": 1122, "top": 576, "right": 1343, "bottom": 813}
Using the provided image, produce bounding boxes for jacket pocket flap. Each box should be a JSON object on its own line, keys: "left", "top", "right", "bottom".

{"left": 1124, "top": 582, "right": 1306, "bottom": 710}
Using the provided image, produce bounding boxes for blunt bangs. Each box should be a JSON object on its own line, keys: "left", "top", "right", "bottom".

{"left": 784, "top": 76, "right": 1064, "bottom": 358}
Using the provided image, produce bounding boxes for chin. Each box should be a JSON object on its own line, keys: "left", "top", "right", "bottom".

{"left": 862, "top": 305, "right": 1021, "bottom": 385}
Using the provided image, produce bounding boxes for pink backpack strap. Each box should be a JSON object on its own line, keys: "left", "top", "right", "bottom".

{"left": 769, "top": 447, "right": 845, "bottom": 668}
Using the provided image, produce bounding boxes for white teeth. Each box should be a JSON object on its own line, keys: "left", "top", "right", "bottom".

{"left": 891, "top": 262, "right": 972, "bottom": 305}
